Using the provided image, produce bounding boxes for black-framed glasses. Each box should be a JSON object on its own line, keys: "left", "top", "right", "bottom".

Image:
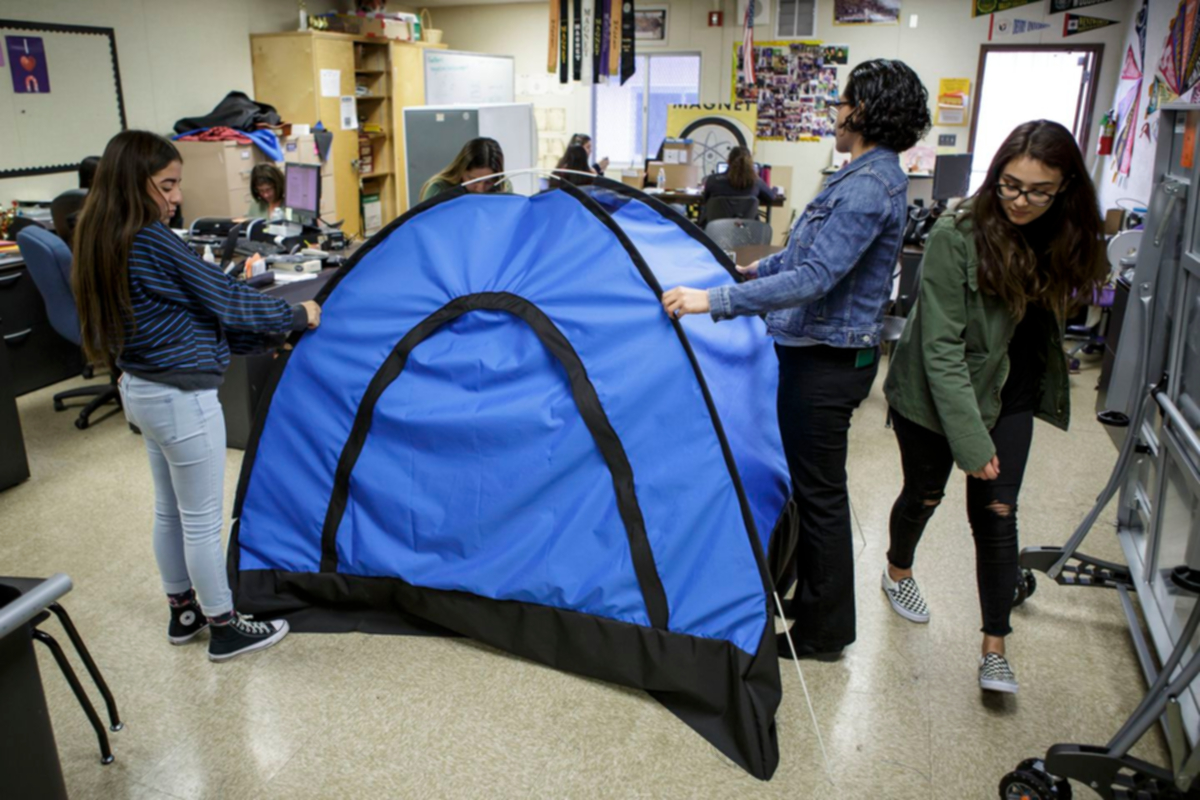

{"left": 996, "top": 183, "right": 1057, "bottom": 207}
{"left": 828, "top": 99, "right": 852, "bottom": 108}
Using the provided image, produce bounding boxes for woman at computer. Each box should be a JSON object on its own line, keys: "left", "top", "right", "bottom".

{"left": 661, "top": 59, "right": 931, "bottom": 663}
{"left": 550, "top": 144, "right": 595, "bottom": 189}
{"left": 420, "top": 137, "right": 505, "bottom": 201}
{"left": 247, "top": 163, "right": 286, "bottom": 219}
{"left": 697, "top": 146, "right": 775, "bottom": 227}
{"left": 881, "top": 120, "right": 1105, "bottom": 694}
{"left": 72, "top": 130, "right": 321, "bottom": 663}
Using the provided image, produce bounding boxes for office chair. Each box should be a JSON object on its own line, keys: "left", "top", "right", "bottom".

{"left": 702, "top": 197, "right": 759, "bottom": 227}
{"left": 15, "top": 227, "right": 121, "bottom": 430}
{"left": 50, "top": 189, "right": 87, "bottom": 245}
{"left": 704, "top": 218, "right": 774, "bottom": 252}
{"left": 0, "top": 577, "right": 123, "bottom": 764}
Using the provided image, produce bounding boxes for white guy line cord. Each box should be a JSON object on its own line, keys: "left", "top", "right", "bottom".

{"left": 772, "top": 589, "right": 835, "bottom": 785}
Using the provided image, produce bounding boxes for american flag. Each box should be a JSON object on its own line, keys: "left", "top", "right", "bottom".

{"left": 742, "top": 0, "right": 755, "bottom": 88}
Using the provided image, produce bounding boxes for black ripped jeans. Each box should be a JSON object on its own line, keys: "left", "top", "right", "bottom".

{"left": 886, "top": 408, "right": 1034, "bottom": 637}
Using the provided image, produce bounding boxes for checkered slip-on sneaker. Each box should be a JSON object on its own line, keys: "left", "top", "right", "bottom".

{"left": 979, "top": 653, "right": 1019, "bottom": 694}
{"left": 881, "top": 569, "right": 930, "bottom": 623}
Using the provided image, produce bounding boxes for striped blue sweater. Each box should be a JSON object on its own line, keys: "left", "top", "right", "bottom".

{"left": 117, "top": 222, "right": 306, "bottom": 389}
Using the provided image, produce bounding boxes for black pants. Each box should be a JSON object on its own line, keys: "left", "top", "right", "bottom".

{"left": 776, "top": 344, "right": 878, "bottom": 652}
{"left": 886, "top": 408, "right": 1034, "bottom": 637}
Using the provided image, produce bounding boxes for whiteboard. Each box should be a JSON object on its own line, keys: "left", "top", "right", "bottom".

{"left": 0, "top": 20, "right": 126, "bottom": 178}
{"left": 424, "top": 50, "right": 514, "bottom": 106}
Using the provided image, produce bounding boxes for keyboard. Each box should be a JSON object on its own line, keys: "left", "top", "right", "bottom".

{"left": 233, "top": 239, "right": 283, "bottom": 259}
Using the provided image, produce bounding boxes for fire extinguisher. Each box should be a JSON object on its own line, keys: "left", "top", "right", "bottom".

{"left": 1098, "top": 111, "right": 1116, "bottom": 156}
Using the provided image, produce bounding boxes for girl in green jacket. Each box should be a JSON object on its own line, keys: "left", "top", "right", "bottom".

{"left": 880, "top": 120, "right": 1106, "bottom": 694}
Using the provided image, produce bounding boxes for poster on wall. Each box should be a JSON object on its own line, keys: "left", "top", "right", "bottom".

{"left": 1049, "top": 0, "right": 1113, "bottom": 12}
{"left": 6, "top": 36, "right": 50, "bottom": 94}
{"left": 935, "top": 78, "right": 971, "bottom": 126}
{"left": 666, "top": 104, "right": 758, "bottom": 180}
{"left": 823, "top": 45, "right": 849, "bottom": 64}
{"left": 732, "top": 41, "right": 837, "bottom": 142}
{"left": 1063, "top": 13, "right": 1118, "bottom": 36}
{"left": 834, "top": 0, "right": 900, "bottom": 25}
{"left": 971, "top": 0, "right": 1039, "bottom": 18}
{"left": 634, "top": 7, "right": 666, "bottom": 41}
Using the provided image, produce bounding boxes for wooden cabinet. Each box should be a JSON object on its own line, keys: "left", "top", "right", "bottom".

{"left": 250, "top": 32, "right": 449, "bottom": 238}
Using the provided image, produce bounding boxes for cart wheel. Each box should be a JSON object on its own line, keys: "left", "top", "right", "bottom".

{"left": 999, "top": 768, "right": 1056, "bottom": 800}
{"left": 53, "top": 399, "right": 66, "bottom": 412}
{"left": 75, "top": 416, "right": 89, "bottom": 430}
{"left": 1013, "top": 569, "right": 1037, "bottom": 607}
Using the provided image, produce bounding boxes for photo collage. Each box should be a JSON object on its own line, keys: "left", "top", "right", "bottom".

{"left": 732, "top": 41, "right": 846, "bottom": 142}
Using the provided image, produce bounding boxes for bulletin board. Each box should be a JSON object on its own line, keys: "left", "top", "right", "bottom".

{"left": 0, "top": 19, "right": 127, "bottom": 178}
{"left": 731, "top": 40, "right": 839, "bottom": 142}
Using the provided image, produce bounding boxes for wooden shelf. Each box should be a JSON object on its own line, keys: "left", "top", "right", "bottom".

{"left": 360, "top": 132, "right": 388, "bottom": 139}
{"left": 356, "top": 95, "right": 386, "bottom": 101}
{"left": 355, "top": 69, "right": 385, "bottom": 75}
{"left": 360, "top": 170, "right": 392, "bottom": 179}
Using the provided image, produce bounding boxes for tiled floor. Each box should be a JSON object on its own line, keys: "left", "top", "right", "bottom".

{"left": 1, "top": 356, "right": 1168, "bottom": 799}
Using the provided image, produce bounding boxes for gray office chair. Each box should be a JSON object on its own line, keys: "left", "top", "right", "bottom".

{"left": 705, "top": 218, "right": 774, "bottom": 252}
{"left": 15, "top": 227, "right": 120, "bottom": 430}
{"left": 702, "top": 197, "right": 759, "bottom": 227}
{"left": 50, "top": 189, "right": 87, "bottom": 245}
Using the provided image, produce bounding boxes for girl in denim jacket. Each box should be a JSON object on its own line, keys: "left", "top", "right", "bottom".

{"left": 664, "top": 60, "right": 930, "bottom": 660}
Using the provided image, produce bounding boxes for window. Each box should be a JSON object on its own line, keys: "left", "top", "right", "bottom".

{"left": 968, "top": 45, "right": 1103, "bottom": 194}
{"left": 592, "top": 54, "right": 701, "bottom": 168}
{"left": 776, "top": 0, "right": 816, "bottom": 39}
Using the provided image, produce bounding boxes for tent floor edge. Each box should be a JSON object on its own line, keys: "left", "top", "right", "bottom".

{"left": 236, "top": 568, "right": 781, "bottom": 780}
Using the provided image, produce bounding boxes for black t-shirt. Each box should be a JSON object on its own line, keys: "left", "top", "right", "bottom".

{"left": 999, "top": 216, "right": 1055, "bottom": 416}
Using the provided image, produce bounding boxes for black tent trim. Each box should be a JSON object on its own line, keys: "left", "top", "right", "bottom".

{"left": 317, "top": 291, "right": 671, "bottom": 631}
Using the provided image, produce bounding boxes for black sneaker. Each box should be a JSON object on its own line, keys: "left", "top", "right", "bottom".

{"left": 168, "top": 601, "right": 209, "bottom": 645}
{"left": 207, "top": 614, "right": 289, "bottom": 662}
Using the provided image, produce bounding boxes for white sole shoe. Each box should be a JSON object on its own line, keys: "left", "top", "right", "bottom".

{"left": 881, "top": 570, "right": 930, "bottom": 623}
{"left": 979, "top": 653, "right": 1019, "bottom": 694}
{"left": 208, "top": 618, "right": 289, "bottom": 662}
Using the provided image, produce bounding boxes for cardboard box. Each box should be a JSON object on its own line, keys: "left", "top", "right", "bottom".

{"left": 620, "top": 171, "right": 646, "bottom": 188}
{"left": 360, "top": 16, "right": 413, "bottom": 41}
{"left": 647, "top": 161, "right": 701, "bottom": 190}
{"left": 661, "top": 139, "right": 698, "bottom": 166}
{"left": 175, "top": 140, "right": 268, "bottom": 222}
{"left": 1104, "top": 208, "right": 1125, "bottom": 237}
{"left": 282, "top": 135, "right": 333, "bottom": 178}
{"left": 362, "top": 193, "right": 383, "bottom": 236}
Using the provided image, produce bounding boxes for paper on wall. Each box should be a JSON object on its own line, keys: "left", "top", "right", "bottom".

{"left": 664, "top": 149, "right": 681, "bottom": 164}
{"left": 546, "top": 108, "right": 567, "bottom": 132}
{"left": 321, "top": 69, "right": 341, "bottom": 98}
{"left": 534, "top": 108, "right": 548, "bottom": 130}
{"left": 340, "top": 96, "right": 358, "bottom": 130}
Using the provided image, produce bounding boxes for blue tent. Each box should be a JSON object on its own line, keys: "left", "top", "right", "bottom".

{"left": 229, "top": 178, "right": 795, "bottom": 779}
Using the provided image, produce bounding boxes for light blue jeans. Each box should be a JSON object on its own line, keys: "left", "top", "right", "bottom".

{"left": 118, "top": 374, "right": 234, "bottom": 617}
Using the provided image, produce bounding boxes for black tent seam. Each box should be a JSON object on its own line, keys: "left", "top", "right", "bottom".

{"left": 316, "top": 291, "right": 671, "bottom": 630}
{"left": 585, "top": 176, "right": 744, "bottom": 283}
{"left": 232, "top": 348, "right": 292, "bottom": 518}
{"left": 554, "top": 181, "right": 776, "bottom": 596}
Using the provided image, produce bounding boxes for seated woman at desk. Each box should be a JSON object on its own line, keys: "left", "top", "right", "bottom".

{"left": 420, "top": 137, "right": 505, "bottom": 202}
{"left": 550, "top": 145, "right": 595, "bottom": 189}
{"left": 568, "top": 133, "right": 609, "bottom": 176}
{"left": 698, "top": 146, "right": 776, "bottom": 226}
{"left": 247, "top": 163, "right": 286, "bottom": 219}
{"left": 72, "top": 130, "right": 321, "bottom": 663}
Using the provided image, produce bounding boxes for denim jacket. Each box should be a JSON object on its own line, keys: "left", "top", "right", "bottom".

{"left": 707, "top": 147, "right": 909, "bottom": 348}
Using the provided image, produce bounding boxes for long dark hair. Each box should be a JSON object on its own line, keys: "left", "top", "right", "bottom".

{"left": 962, "top": 120, "right": 1106, "bottom": 319}
{"left": 726, "top": 146, "right": 756, "bottom": 191}
{"left": 421, "top": 137, "right": 504, "bottom": 198}
{"left": 841, "top": 59, "right": 930, "bottom": 152}
{"left": 250, "top": 163, "right": 285, "bottom": 204}
{"left": 73, "top": 131, "right": 181, "bottom": 370}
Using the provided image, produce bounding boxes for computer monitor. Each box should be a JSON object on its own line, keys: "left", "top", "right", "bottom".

{"left": 714, "top": 161, "right": 763, "bottom": 175}
{"left": 932, "top": 153, "right": 973, "bottom": 202}
{"left": 284, "top": 163, "right": 321, "bottom": 225}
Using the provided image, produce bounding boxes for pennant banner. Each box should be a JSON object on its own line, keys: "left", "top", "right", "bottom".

{"left": 594, "top": 0, "right": 605, "bottom": 83}
{"left": 598, "top": 0, "right": 610, "bottom": 80}
{"left": 581, "top": 0, "right": 593, "bottom": 84}
{"left": 573, "top": 0, "right": 583, "bottom": 82}
{"left": 972, "top": 0, "right": 1039, "bottom": 18}
{"left": 620, "top": 0, "right": 635, "bottom": 85}
{"left": 1049, "top": 0, "right": 1112, "bottom": 13}
{"left": 609, "top": 0, "right": 622, "bottom": 76}
{"left": 559, "top": 0, "right": 570, "bottom": 82}
{"left": 989, "top": 16, "right": 1050, "bottom": 39}
{"left": 1121, "top": 44, "right": 1142, "bottom": 80}
{"left": 548, "top": 0, "right": 560, "bottom": 73}
{"left": 1063, "top": 13, "right": 1118, "bottom": 36}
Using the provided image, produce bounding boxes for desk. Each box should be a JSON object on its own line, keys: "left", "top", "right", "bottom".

{"left": 0, "top": 256, "right": 85, "bottom": 396}
{"left": 219, "top": 268, "right": 338, "bottom": 450}
{"left": 0, "top": 331, "right": 30, "bottom": 490}
{"left": 645, "top": 190, "right": 788, "bottom": 224}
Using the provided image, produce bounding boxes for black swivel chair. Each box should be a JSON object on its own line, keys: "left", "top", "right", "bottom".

{"left": 15, "top": 227, "right": 121, "bottom": 429}
{"left": 702, "top": 196, "right": 760, "bottom": 228}
{"left": 704, "top": 218, "right": 774, "bottom": 252}
{"left": 50, "top": 189, "right": 87, "bottom": 245}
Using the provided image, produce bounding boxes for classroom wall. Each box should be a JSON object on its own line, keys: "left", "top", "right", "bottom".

{"left": 0, "top": 0, "right": 339, "bottom": 207}
{"left": 436, "top": 0, "right": 1136, "bottom": 213}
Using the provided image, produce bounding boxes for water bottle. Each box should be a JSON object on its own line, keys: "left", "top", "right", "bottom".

{"left": 656, "top": 167, "right": 666, "bottom": 190}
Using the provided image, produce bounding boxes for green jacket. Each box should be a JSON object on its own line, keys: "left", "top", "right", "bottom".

{"left": 883, "top": 211, "right": 1070, "bottom": 472}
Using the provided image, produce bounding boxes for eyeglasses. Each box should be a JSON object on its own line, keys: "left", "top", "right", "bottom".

{"left": 996, "top": 183, "right": 1057, "bottom": 207}
{"left": 828, "top": 100, "right": 852, "bottom": 108}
